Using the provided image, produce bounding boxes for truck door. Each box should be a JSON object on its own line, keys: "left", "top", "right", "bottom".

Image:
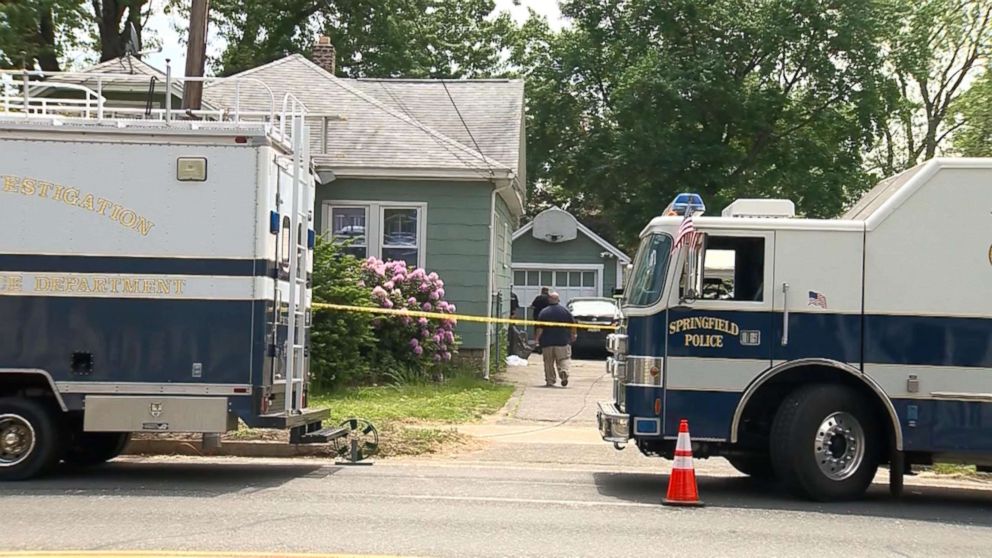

{"left": 771, "top": 230, "right": 863, "bottom": 369}
{"left": 665, "top": 230, "right": 775, "bottom": 439}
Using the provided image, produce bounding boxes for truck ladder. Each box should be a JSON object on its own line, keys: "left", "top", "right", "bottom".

{"left": 283, "top": 95, "right": 311, "bottom": 415}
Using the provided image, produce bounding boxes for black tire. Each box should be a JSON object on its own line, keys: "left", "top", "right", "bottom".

{"left": 63, "top": 431, "right": 131, "bottom": 468}
{"left": 727, "top": 453, "right": 776, "bottom": 480}
{"left": 0, "top": 397, "right": 62, "bottom": 481}
{"left": 771, "top": 384, "right": 881, "bottom": 501}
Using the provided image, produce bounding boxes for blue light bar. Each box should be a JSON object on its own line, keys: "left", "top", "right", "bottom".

{"left": 664, "top": 193, "right": 705, "bottom": 216}
{"left": 307, "top": 229, "right": 316, "bottom": 250}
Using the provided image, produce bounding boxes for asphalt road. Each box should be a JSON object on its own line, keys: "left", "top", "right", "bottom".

{"left": 3, "top": 456, "right": 992, "bottom": 557}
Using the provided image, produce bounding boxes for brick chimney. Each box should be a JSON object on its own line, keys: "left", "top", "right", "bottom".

{"left": 312, "top": 35, "right": 336, "bottom": 75}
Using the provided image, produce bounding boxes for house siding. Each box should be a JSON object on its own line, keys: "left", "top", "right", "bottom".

{"left": 315, "top": 178, "right": 493, "bottom": 351}
{"left": 512, "top": 232, "right": 620, "bottom": 296}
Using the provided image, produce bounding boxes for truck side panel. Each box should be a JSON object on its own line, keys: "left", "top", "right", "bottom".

{"left": 864, "top": 166, "right": 992, "bottom": 453}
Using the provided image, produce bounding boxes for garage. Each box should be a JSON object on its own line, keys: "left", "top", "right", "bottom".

{"left": 511, "top": 207, "right": 631, "bottom": 318}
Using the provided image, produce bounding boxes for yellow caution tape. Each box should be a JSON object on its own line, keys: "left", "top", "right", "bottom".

{"left": 312, "top": 302, "right": 619, "bottom": 331}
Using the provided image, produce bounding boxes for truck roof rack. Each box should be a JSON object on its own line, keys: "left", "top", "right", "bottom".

{"left": 0, "top": 61, "right": 316, "bottom": 151}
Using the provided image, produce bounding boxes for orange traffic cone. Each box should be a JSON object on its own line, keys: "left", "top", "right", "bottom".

{"left": 663, "top": 419, "right": 704, "bottom": 506}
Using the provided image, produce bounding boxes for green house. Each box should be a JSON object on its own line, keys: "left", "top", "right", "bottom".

{"left": 512, "top": 207, "right": 630, "bottom": 319}
{"left": 203, "top": 51, "right": 526, "bottom": 366}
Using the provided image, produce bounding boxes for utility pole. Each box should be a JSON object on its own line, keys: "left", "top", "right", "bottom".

{"left": 182, "top": 0, "right": 210, "bottom": 111}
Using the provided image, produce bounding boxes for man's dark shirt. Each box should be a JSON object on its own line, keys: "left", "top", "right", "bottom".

{"left": 537, "top": 303, "right": 575, "bottom": 347}
{"left": 531, "top": 294, "right": 550, "bottom": 320}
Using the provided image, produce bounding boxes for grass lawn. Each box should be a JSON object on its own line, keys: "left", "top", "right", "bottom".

{"left": 306, "top": 374, "right": 515, "bottom": 457}
{"left": 311, "top": 374, "right": 515, "bottom": 425}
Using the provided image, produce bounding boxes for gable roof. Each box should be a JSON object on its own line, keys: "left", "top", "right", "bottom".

{"left": 513, "top": 207, "right": 631, "bottom": 263}
{"left": 202, "top": 54, "right": 522, "bottom": 185}
{"left": 351, "top": 78, "right": 524, "bottom": 173}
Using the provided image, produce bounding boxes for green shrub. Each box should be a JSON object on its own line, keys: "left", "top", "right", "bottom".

{"left": 309, "top": 237, "right": 375, "bottom": 390}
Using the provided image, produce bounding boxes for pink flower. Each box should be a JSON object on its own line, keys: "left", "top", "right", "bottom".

{"left": 433, "top": 354, "right": 442, "bottom": 362}
{"left": 445, "top": 331, "right": 455, "bottom": 343}
{"left": 419, "top": 282, "right": 431, "bottom": 292}
{"left": 418, "top": 317, "right": 428, "bottom": 326}
{"left": 420, "top": 328, "right": 430, "bottom": 337}
{"left": 382, "top": 299, "right": 394, "bottom": 309}
{"left": 393, "top": 274, "right": 406, "bottom": 283}
{"left": 429, "top": 291, "right": 439, "bottom": 301}
{"left": 383, "top": 281, "right": 395, "bottom": 290}
{"left": 371, "top": 286, "right": 387, "bottom": 299}
{"left": 437, "top": 280, "right": 444, "bottom": 288}
{"left": 433, "top": 333, "right": 442, "bottom": 344}
{"left": 409, "top": 338, "right": 420, "bottom": 348}
{"left": 407, "top": 297, "right": 418, "bottom": 307}
{"left": 437, "top": 288, "right": 445, "bottom": 298}
{"left": 413, "top": 345, "right": 424, "bottom": 356}
{"left": 428, "top": 272, "right": 439, "bottom": 281}
{"left": 442, "top": 351, "right": 451, "bottom": 361}
{"left": 402, "top": 317, "right": 413, "bottom": 325}
{"left": 448, "top": 304, "right": 456, "bottom": 314}
{"left": 437, "top": 301, "right": 449, "bottom": 312}
{"left": 374, "top": 264, "right": 386, "bottom": 276}
{"left": 422, "top": 302, "right": 433, "bottom": 312}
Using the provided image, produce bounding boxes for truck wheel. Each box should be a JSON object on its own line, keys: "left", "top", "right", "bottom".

{"left": 0, "top": 398, "right": 62, "bottom": 481}
{"left": 770, "top": 384, "right": 880, "bottom": 501}
{"left": 63, "top": 432, "right": 131, "bottom": 468}
{"left": 727, "top": 454, "right": 776, "bottom": 480}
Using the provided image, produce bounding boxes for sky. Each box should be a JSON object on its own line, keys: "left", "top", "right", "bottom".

{"left": 142, "top": 0, "right": 565, "bottom": 74}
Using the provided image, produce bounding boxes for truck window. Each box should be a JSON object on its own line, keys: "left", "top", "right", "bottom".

{"left": 683, "top": 236, "right": 765, "bottom": 302}
{"left": 281, "top": 216, "right": 291, "bottom": 270}
{"left": 626, "top": 234, "right": 673, "bottom": 307}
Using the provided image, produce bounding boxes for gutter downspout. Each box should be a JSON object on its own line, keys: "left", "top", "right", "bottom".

{"left": 485, "top": 176, "right": 515, "bottom": 381}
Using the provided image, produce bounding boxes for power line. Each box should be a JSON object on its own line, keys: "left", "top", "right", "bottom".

{"left": 440, "top": 78, "right": 495, "bottom": 178}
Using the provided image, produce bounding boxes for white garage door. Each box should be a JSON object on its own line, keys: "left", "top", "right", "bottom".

{"left": 512, "top": 266, "right": 602, "bottom": 311}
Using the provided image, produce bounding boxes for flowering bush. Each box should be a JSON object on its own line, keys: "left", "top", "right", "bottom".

{"left": 360, "top": 257, "right": 459, "bottom": 368}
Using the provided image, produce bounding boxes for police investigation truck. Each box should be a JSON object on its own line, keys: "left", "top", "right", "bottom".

{"left": 0, "top": 67, "right": 351, "bottom": 480}
{"left": 597, "top": 163, "right": 992, "bottom": 501}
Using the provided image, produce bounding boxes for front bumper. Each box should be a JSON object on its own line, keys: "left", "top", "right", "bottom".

{"left": 596, "top": 401, "right": 630, "bottom": 443}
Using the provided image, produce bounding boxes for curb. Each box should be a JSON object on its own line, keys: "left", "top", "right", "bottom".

{"left": 123, "top": 439, "right": 337, "bottom": 459}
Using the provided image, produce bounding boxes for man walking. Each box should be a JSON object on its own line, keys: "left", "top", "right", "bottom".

{"left": 535, "top": 292, "right": 576, "bottom": 387}
{"left": 530, "top": 287, "right": 551, "bottom": 353}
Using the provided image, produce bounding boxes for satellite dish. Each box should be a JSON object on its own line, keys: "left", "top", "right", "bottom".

{"left": 127, "top": 22, "right": 140, "bottom": 56}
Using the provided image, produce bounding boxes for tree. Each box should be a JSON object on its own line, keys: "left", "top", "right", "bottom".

{"left": 871, "top": 0, "right": 992, "bottom": 175}
{"left": 515, "top": 0, "right": 899, "bottom": 250}
{"left": 0, "top": 0, "right": 88, "bottom": 70}
{"left": 951, "top": 68, "right": 992, "bottom": 155}
{"left": 205, "top": 0, "right": 517, "bottom": 77}
{"left": 91, "top": 0, "right": 152, "bottom": 61}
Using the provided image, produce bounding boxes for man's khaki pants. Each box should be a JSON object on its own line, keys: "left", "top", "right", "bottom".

{"left": 542, "top": 344, "right": 571, "bottom": 385}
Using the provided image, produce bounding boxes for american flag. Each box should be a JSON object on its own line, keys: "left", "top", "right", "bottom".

{"left": 808, "top": 290, "right": 827, "bottom": 309}
{"left": 671, "top": 213, "right": 697, "bottom": 254}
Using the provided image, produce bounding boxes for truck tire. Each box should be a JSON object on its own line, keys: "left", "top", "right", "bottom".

{"left": 770, "top": 384, "right": 881, "bottom": 501}
{"left": 727, "top": 454, "right": 776, "bottom": 480}
{"left": 63, "top": 432, "right": 131, "bottom": 468}
{"left": 0, "top": 397, "right": 62, "bottom": 481}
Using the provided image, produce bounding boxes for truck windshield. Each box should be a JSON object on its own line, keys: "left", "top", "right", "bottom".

{"left": 626, "top": 233, "right": 673, "bottom": 307}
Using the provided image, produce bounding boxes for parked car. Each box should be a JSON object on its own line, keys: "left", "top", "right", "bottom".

{"left": 566, "top": 297, "right": 622, "bottom": 356}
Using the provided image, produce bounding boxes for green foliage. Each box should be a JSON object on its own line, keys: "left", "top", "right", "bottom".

{"left": 952, "top": 69, "right": 992, "bottom": 156}
{"left": 309, "top": 237, "right": 376, "bottom": 389}
{"left": 207, "top": 0, "right": 517, "bottom": 77}
{"left": 514, "top": 0, "right": 902, "bottom": 250}
{"left": 0, "top": 0, "right": 88, "bottom": 70}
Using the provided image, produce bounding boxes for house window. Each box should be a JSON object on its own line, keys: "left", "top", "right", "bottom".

{"left": 324, "top": 201, "right": 426, "bottom": 267}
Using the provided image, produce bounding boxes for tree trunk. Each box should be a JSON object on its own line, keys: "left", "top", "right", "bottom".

{"left": 36, "top": 6, "right": 62, "bottom": 71}
{"left": 94, "top": 0, "right": 146, "bottom": 62}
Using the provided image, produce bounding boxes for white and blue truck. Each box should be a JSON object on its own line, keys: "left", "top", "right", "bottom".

{"left": 598, "top": 161, "right": 992, "bottom": 501}
{"left": 0, "top": 68, "right": 348, "bottom": 480}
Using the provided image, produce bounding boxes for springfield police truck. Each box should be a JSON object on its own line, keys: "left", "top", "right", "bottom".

{"left": 0, "top": 69, "right": 344, "bottom": 480}
{"left": 598, "top": 161, "right": 992, "bottom": 501}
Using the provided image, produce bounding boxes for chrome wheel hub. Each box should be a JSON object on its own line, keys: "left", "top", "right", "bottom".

{"left": 814, "top": 411, "right": 865, "bottom": 481}
{"left": 0, "top": 414, "right": 36, "bottom": 468}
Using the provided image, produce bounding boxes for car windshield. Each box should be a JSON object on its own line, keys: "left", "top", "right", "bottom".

{"left": 568, "top": 300, "right": 617, "bottom": 316}
{"left": 626, "top": 233, "right": 673, "bottom": 307}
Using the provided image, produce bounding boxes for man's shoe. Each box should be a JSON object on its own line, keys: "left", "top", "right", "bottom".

{"left": 561, "top": 378, "right": 568, "bottom": 387}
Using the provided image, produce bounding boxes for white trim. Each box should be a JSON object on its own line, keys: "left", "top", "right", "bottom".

{"left": 511, "top": 263, "right": 604, "bottom": 299}
{"left": 57, "top": 382, "right": 251, "bottom": 396}
{"left": 512, "top": 210, "right": 631, "bottom": 264}
{"left": 316, "top": 165, "right": 515, "bottom": 183}
{"left": 321, "top": 200, "right": 427, "bottom": 268}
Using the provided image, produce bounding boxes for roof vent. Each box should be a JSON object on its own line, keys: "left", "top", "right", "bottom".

{"left": 721, "top": 199, "right": 795, "bottom": 218}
